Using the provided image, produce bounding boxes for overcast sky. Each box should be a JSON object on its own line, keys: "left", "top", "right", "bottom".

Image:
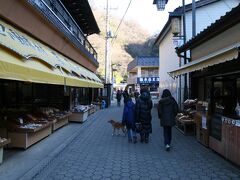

{"left": 89, "top": 0, "right": 193, "bottom": 35}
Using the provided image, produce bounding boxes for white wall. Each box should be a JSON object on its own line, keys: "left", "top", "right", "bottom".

{"left": 159, "top": 30, "right": 179, "bottom": 99}
{"left": 185, "top": 0, "right": 240, "bottom": 41}
{"left": 158, "top": 0, "right": 239, "bottom": 103}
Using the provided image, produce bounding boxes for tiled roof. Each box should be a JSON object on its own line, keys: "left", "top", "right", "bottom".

{"left": 127, "top": 57, "right": 159, "bottom": 71}
{"left": 177, "top": 3, "right": 240, "bottom": 53}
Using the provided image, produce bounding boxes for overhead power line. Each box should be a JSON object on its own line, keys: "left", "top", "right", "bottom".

{"left": 111, "top": 0, "right": 133, "bottom": 44}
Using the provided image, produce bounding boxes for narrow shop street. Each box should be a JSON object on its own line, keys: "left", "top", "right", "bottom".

{"left": 2, "top": 101, "right": 237, "bottom": 180}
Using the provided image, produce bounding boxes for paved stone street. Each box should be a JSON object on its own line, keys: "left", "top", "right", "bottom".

{"left": 16, "top": 103, "right": 240, "bottom": 179}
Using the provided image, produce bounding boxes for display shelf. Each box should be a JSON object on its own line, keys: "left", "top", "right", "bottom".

{"left": 9, "top": 122, "right": 50, "bottom": 133}
{"left": 52, "top": 116, "right": 69, "bottom": 131}
{"left": 176, "top": 119, "right": 195, "bottom": 136}
{"left": 88, "top": 106, "right": 95, "bottom": 116}
{"left": 69, "top": 111, "right": 88, "bottom": 123}
{"left": 8, "top": 124, "right": 51, "bottom": 149}
{"left": 0, "top": 138, "right": 11, "bottom": 148}
{"left": 0, "top": 138, "right": 11, "bottom": 164}
{"left": 92, "top": 102, "right": 101, "bottom": 110}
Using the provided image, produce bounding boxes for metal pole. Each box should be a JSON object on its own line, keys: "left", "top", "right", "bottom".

{"left": 105, "top": 0, "right": 110, "bottom": 84}
{"left": 192, "top": 0, "right": 196, "bottom": 37}
{"left": 182, "top": 0, "right": 188, "bottom": 102}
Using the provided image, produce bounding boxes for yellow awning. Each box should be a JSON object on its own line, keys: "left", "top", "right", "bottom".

{"left": 0, "top": 47, "right": 65, "bottom": 85}
{"left": 0, "top": 19, "right": 103, "bottom": 88}
{"left": 169, "top": 43, "right": 240, "bottom": 78}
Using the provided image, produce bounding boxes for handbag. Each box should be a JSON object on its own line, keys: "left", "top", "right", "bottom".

{"left": 135, "top": 122, "right": 142, "bottom": 133}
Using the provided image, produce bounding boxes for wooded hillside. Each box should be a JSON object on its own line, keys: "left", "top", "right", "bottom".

{"left": 88, "top": 9, "right": 158, "bottom": 82}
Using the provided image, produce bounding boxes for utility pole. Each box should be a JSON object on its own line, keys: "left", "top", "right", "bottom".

{"left": 105, "top": 0, "right": 110, "bottom": 84}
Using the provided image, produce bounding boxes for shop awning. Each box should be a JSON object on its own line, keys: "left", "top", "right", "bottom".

{"left": 169, "top": 43, "right": 240, "bottom": 78}
{"left": 0, "top": 19, "right": 103, "bottom": 88}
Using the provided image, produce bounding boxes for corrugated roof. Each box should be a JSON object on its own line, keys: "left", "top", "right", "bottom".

{"left": 177, "top": 3, "right": 240, "bottom": 53}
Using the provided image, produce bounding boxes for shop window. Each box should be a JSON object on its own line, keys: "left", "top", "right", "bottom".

{"left": 1, "top": 81, "right": 17, "bottom": 108}
{"left": 204, "top": 78, "right": 211, "bottom": 102}
{"left": 213, "top": 79, "right": 236, "bottom": 116}
{"left": 18, "top": 82, "right": 32, "bottom": 105}
{"left": 33, "top": 84, "right": 48, "bottom": 106}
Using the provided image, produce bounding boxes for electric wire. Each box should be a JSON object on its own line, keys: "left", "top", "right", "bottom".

{"left": 111, "top": 0, "right": 133, "bottom": 45}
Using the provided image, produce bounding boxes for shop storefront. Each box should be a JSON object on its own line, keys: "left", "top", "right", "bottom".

{"left": 169, "top": 4, "right": 240, "bottom": 165}
{"left": 0, "top": 17, "right": 102, "bottom": 154}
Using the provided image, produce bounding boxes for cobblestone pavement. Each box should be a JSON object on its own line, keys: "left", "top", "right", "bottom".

{"left": 28, "top": 104, "right": 240, "bottom": 180}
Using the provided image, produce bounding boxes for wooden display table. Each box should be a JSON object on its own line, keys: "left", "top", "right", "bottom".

{"left": 176, "top": 119, "right": 195, "bottom": 135}
{"left": 52, "top": 115, "right": 70, "bottom": 131}
{"left": 92, "top": 102, "right": 102, "bottom": 110}
{"left": 0, "top": 138, "right": 11, "bottom": 164}
{"left": 69, "top": 111, "right": 88, "bottom": 123}
{"left": 88, "top": 106, "right": 95, "bottom": 116}
{"left": 95, "top": 104, "right": 100, "bottom": 111}
{"left": 8, "top": 123, "right": 51, "bottom": 149}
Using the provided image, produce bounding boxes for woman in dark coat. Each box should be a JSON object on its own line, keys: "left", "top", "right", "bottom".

{"left": 158, "top": 89, "right": 178, "bottom": 151}
{"left": 122, "top": 97, "right": 137, "bottom": 143}
{"left": 135, "top": 88, "right": 153, "bottom": 143}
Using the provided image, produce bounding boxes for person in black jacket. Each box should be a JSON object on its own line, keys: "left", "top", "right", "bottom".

{"left": 116, "top": 90, "right": 122, "bottom": 106}
{"left": 135, "top": 88, "right": 153, "bottom": 143}
{"left": 158, "top": 89, "right": 178, "bottom": 151}
{"left": 122, "top": 89, "right": 129, "bottom": 104}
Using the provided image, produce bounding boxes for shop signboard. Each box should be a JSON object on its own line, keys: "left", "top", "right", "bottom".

{"left": 137, "top": 77, "right": 159, "bottom": 84}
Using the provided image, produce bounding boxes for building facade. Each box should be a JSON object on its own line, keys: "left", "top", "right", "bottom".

{"left": 154, "top": 0, "right": 239, "bottom": 105}
{"left": 127, "top": 56, "right": 159, "bottom": 96}
{"left": 171, "top": 3, "right": 240, "bottom": 166}
{"left": 0, "top": 0, "right": 103, "bottom": 152}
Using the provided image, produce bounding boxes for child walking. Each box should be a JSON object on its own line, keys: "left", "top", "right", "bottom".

{"left": 122, "top": 97, "right": 137, "bottom": 143}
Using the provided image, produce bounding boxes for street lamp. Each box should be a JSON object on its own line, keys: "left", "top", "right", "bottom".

{"left": 153, "top": 0, "right": 169, "bottom": 11}
{"left": 111, "top": 63, "right": 121, "bottom": 100}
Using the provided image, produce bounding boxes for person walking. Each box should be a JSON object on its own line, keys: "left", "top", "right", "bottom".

{"left": 135, "top": 88, "right": 153, "bottom": 143}
{"left": 157, "top": 89, "right": 178, "bottom": 151}
{"left": 116, "top": 90, "right": 122, "bottom": 106}
{"left": 133, "top": 90, "right": 140, "bottom": 102}
{"left": 122, "top": 97, "right": 137, "bottom": 143}
{"left": 122, "top": 89, "right": 129, "bottom": 104}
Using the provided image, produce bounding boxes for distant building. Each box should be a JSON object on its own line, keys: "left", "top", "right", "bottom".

{"left": 127, "top": 56, "right": 159, "bottom": 95}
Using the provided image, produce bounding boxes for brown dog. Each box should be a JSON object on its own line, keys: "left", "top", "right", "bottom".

{"left": 108, "top": 119, "right": 126, "bottom": 136}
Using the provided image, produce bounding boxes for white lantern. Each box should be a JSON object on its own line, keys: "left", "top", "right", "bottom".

{"left": 171, "top": 17, "right": 181, "bottom": 36}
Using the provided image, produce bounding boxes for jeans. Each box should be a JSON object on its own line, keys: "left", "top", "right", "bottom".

{"left": 127, "top": 128, "right": 136, "bottom": 140}
{"left": 163, "top": 126, "right": 172, "bottom": 145}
